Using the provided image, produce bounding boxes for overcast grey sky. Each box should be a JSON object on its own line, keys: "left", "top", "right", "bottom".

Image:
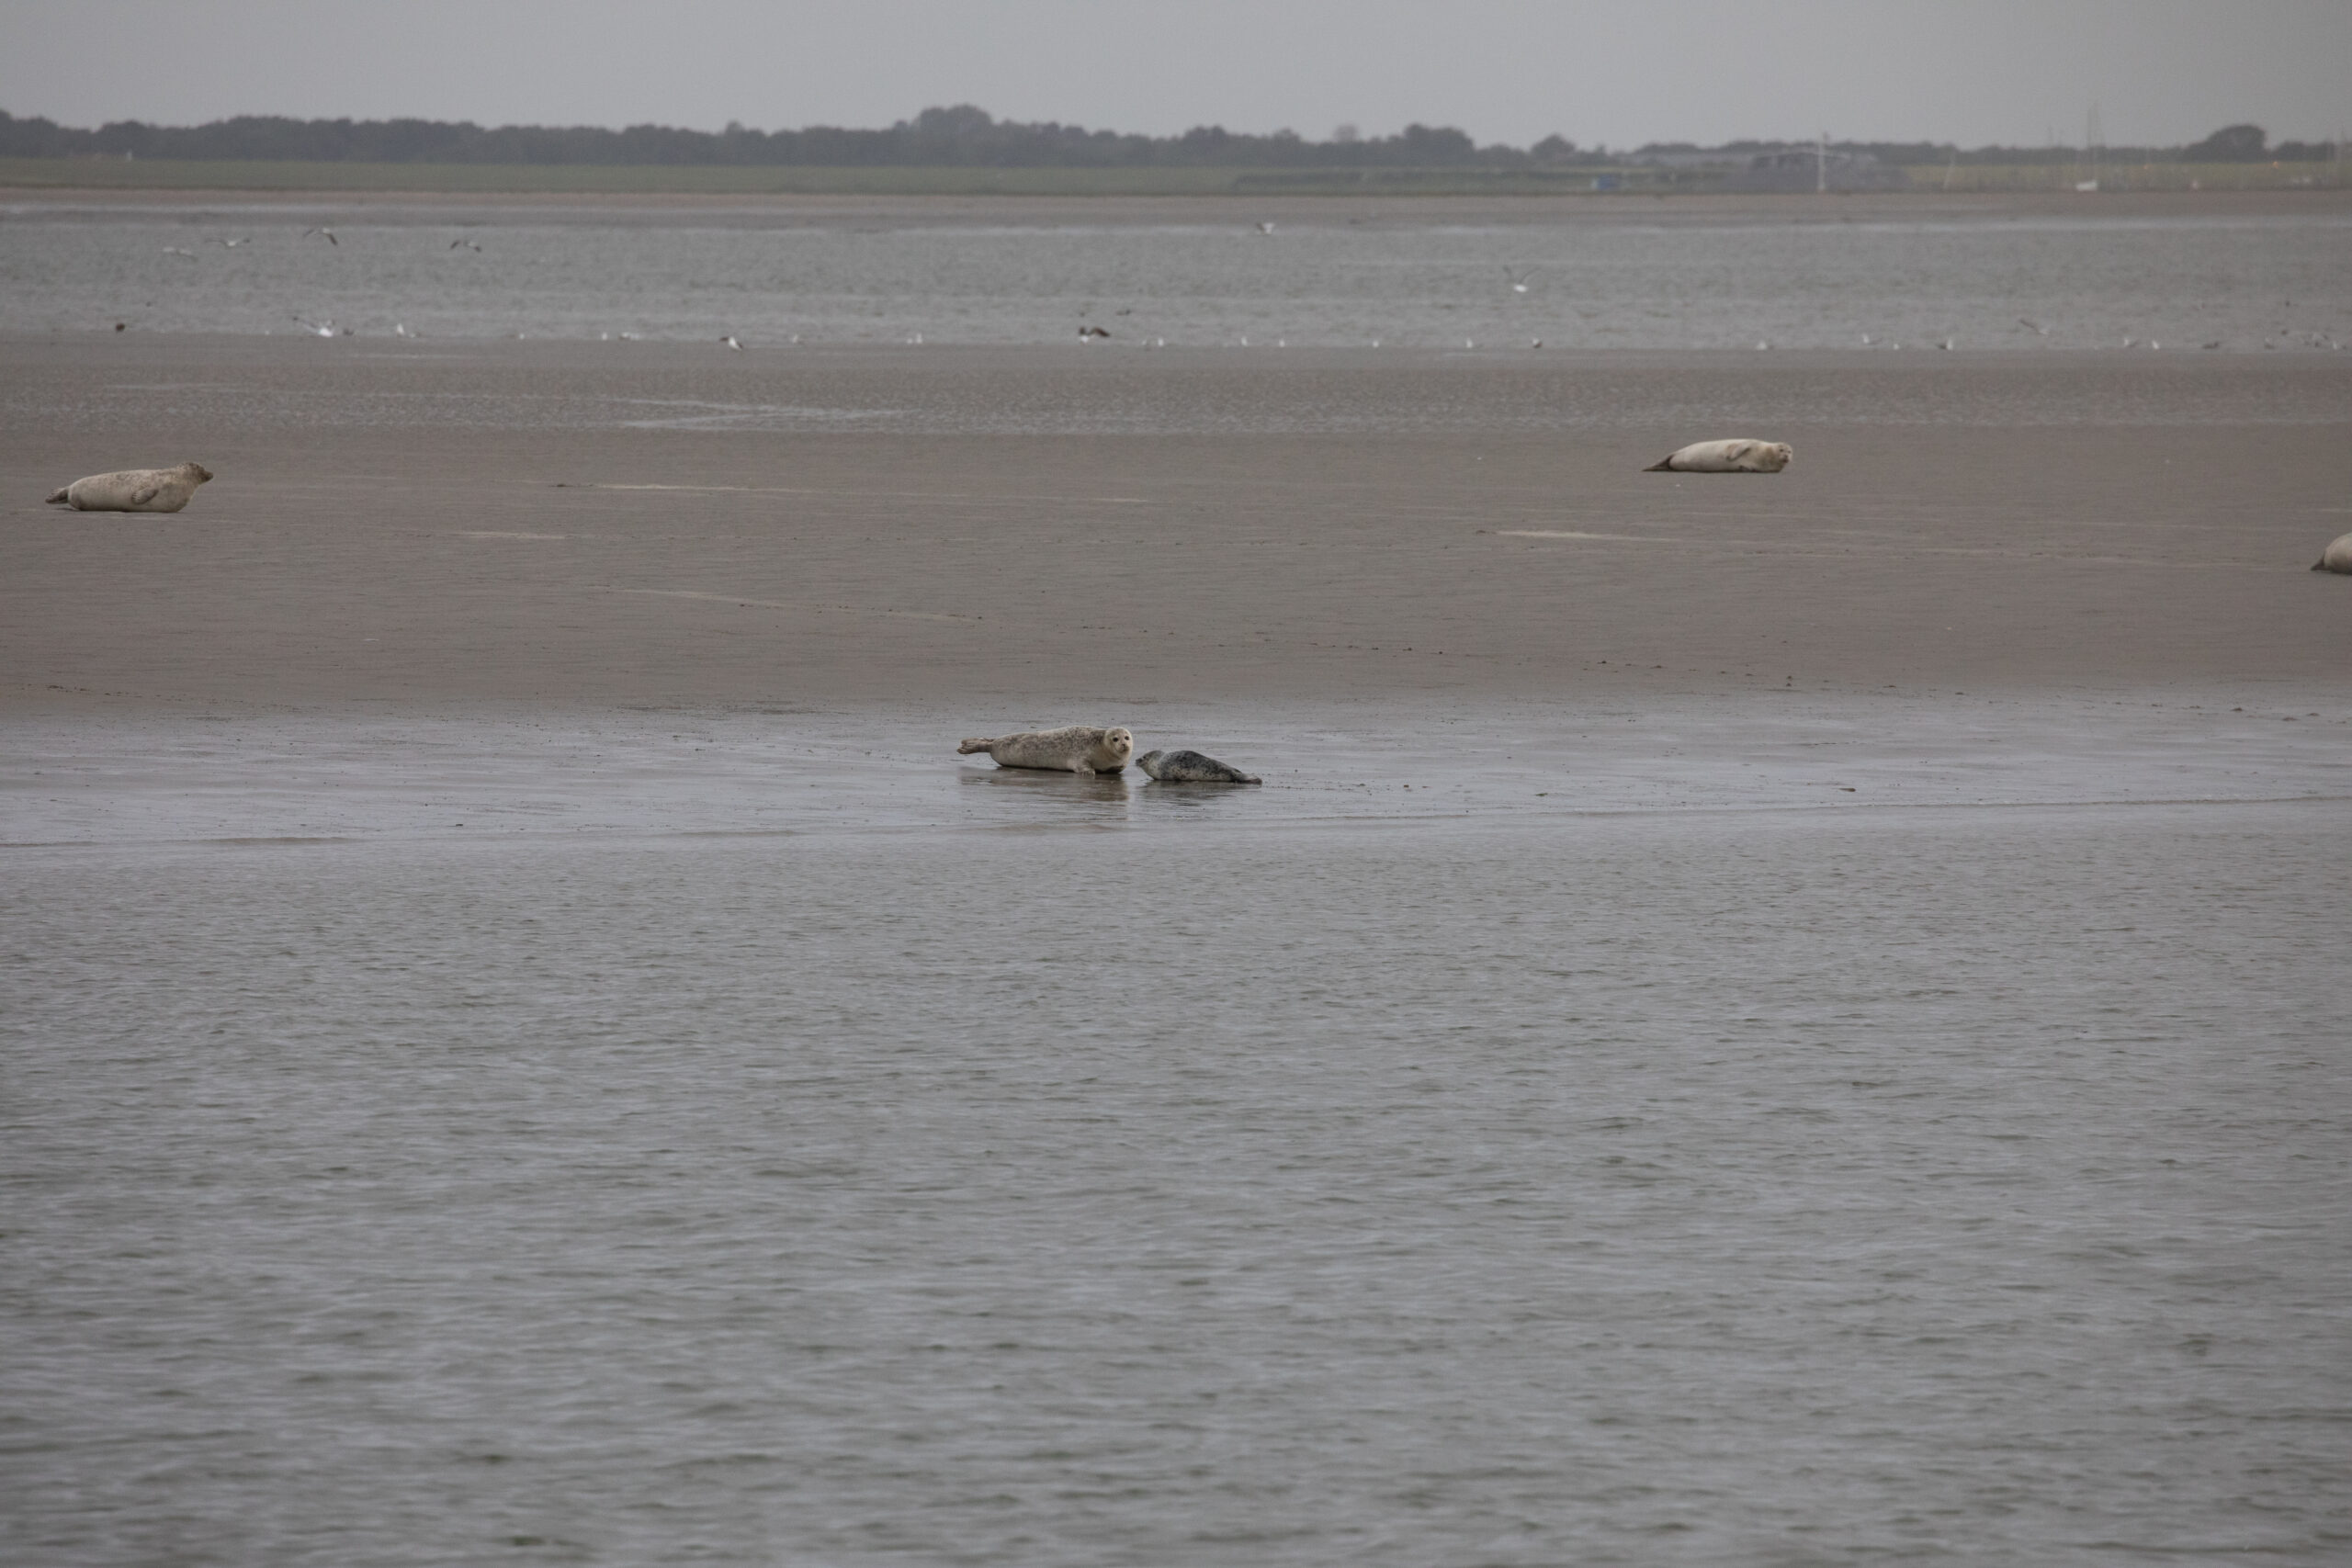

{"left": 2, "top": 0, "right": 2345, "bottom": 149}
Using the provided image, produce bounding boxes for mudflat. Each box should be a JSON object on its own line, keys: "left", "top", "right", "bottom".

{"left": 3, "top": 334, "right": 2346, "bottom": 712}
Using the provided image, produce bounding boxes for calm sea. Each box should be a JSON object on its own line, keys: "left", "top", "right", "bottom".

{"left": 5, "top": 700, "right": 2349, "bottom": 1565}
{"left": 3, "top": 199, "right": 2349, "bottom": 352}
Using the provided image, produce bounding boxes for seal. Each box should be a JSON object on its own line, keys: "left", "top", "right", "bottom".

{"left": 2312, "top": 533, "right": 2352, "bottom": 574}
{"left": 45, "top": 462, "right": 214, "bottom": 513}
{"left": 957, "top": 725, "right": 1135, "bottom": 775}
{"left": 1644, "top": 439, "right": 1792, "bottom": 474}
{"left": 1136, "top": 749, "right": 1261, "bottom": 784}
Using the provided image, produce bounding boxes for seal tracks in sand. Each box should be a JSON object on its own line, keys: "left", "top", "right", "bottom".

{"left": 599, "top": 587, "right": 983, "bottom": 624}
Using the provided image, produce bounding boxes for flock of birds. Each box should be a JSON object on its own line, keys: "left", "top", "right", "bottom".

{"left": 127, "top": 222, "right": 2348, "bottom": 355}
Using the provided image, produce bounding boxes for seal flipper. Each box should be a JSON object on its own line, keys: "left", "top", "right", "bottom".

{"left": 45, "top": 487, "right": 69, "bottom": 504}
{"left": 2318, "top": 559, "right": 2330, "bottom": 571}
{"left": 1644, "top": 457, "right": 1675, "bottom": 471}
{"left": 131, "top": 487, "right": 159, "bottom": 505}
{"left": 956, "top": 738, "right": 995, "bottom": 754}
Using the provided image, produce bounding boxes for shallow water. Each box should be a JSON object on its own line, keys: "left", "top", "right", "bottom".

{"left": 5, "top": 703, "right": 2349, "bottom": 1565}
{"left": 5, "top": 202, "right": 2349, "bottom": 352}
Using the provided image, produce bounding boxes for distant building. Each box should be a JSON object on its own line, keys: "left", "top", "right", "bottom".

{"left": 1725, "top": 148, "right": 1908, "bottom": 192}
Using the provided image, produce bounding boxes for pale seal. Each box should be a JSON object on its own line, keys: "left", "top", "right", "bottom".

{"left": 1645, "top": 439, "right": 1792, "bottom": 473}
{"left": 2312, "top": 533, "right": 2352, "bottom": 574}
{"left": 957, "top": 725, "right": 1135, "bottom": 775}
{"left": 1136, "top": 749, "right": 1260, "bottom": 784}
{"left": 45, "top": 462, "right": 214, "bottom": 513}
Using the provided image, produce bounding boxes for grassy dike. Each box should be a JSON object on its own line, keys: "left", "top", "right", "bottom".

{"left": 1, "top": 156, "right": 2338, "bottom": 197}
{"left": 0, "top": 158, "right": 1694, "bottom": 197}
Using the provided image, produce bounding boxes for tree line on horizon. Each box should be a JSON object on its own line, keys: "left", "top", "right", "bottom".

{"left": 0, "top": 104, "right": 2334, "bottom": 168}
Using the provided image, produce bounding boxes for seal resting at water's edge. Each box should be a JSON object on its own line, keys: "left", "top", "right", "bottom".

{"left": 958, "top": 725, "right": 1135, "bottom": 774}
{"left": 1136, "top": 749, "right": 1260, "bottom": 784}
{"left": 1645, "top": 439, "right": 1792, "bottom": 473}
{"left": 2313, "top": 533, "right": 2352, "bottom": 573}
{"left": 45, "top": 462, "right": 214, "bottom": 513}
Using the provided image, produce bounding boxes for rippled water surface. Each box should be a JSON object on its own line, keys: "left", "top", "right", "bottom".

{"left": 5, "top": 201, "right": 2349, "bottom": 351}
{"left": 6, "top": 197, "right": 2350, "bottom": 1560}
{"left": 5, "top": 705, "right": 2349, "bottom": 1565}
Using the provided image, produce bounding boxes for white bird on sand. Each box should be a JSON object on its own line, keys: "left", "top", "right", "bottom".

{"left": 302, "top": 227, "right": 337, "bottom": 246}
{"left": 292, "top": 314, "right": 336, "bottom": 337}
{"left": 161, "top": 246, "right": 195, "bottom": 257}
{"left": 395, "top": 322, "right": 413, "bottom": 337}
{"left": 1255, "top": 221, "right": 1275, "bottom": 234}
{"left": 1505, "top": 266, "right": 1534, "bottom": 294}
{"left": 1530, "top": 338, "right": 1543, "bottom": 348}
{"left": 2018, "top": 318, "right": 2049, "bottom": 335}
{"left": 720, "top": 334, "right": 742, "bottom": 350}
{"left": 1860, "top": 333, "right": 1874, "bottom": 345}
{"left": 214, "top": 237, "right": 246, "bottom": 248}
{"left": 449, "top": 238, "right": 482, "bottom": 252}
{"left": 1937, "top": 337, "right": 1955, "bottom": 350}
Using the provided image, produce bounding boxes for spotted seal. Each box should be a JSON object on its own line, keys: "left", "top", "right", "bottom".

{"left": 1644, "top": 439, "right": 1792, "bottom": 474}
{"left": 2313, "top": 533, "right": 2352, "bottom": 574}
{"left": 957, "top": 725, "right": 1134, "bottom": 774}
{"left": 45, "top": 462, "right": 214, "bottom": 513}
{"left": 1136, "top": 749, "right": 1260, "bottom": 784}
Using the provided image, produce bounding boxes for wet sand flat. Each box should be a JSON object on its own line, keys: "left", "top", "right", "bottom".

{"left": 3, "top": 336, "right": 2346, "bottom": 713}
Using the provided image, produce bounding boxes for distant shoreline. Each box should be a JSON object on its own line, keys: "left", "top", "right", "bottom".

{"left": 3, "top": 156, "right": 2345, "bottom": 199}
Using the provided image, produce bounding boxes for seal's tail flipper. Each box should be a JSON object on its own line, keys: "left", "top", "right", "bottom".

{"left": 1643, "top": 457, "right": 1675, "bottom": 472}
{"left": 45, "top": 487, "right": 68, "bottom": 504}
{"left": 956, "top": 738, "right": 994, "bottom": 754}
{"left": 2317, "top": 559, "right": 2329, "bottom": 571}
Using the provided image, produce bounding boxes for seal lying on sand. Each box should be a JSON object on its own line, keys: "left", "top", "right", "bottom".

{"left": 1645, "top": 439, "right": 1792, "bottom": 473}
{"left": 2313, "top": 533, "right": 2352, "bottom": 574}
{"left": 1137, "top": 749, "right": 1261, "bottom": 784}
{"left": 958, "top": 725, "right": 1135, "bottom": 774}
{"left": 45, "top": 462, "right": 214, "bottom": 513}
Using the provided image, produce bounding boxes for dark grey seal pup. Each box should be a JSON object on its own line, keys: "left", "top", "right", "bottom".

{"left": 1136, "top": 749, "right": 1260, "bottom": 784}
